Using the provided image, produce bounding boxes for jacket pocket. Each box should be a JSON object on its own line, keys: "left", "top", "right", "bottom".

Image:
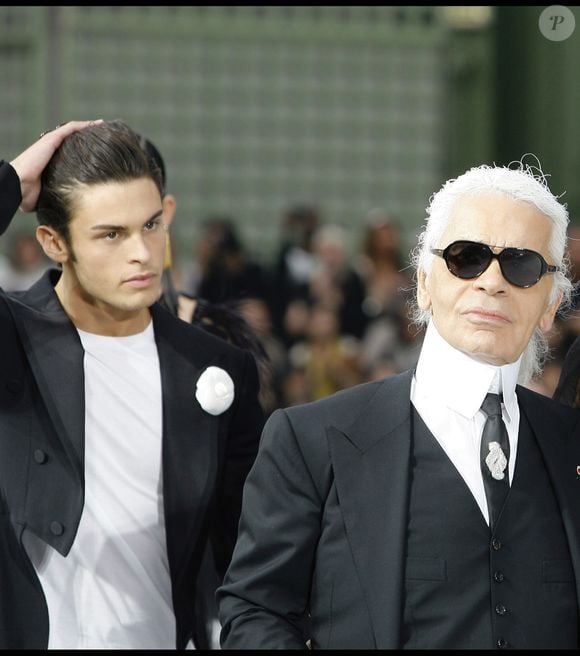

{"left": 542, "top": 559, "right": 574, "bottom": 583}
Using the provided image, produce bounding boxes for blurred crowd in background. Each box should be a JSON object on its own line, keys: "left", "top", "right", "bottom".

{"left": 3, "top": 208, "right": 580, "bottom": 419}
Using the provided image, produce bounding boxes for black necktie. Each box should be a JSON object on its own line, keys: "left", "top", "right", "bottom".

{"left": 480, "top": 393, "right": 510, "bottom": 531}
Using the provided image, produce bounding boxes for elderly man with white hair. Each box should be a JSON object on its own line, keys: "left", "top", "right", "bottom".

{"left": 217, "top": 161, "right": 580, "bottom": 650}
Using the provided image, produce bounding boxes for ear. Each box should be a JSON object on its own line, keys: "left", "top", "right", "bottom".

{"left": 538, "top": 289, "right": 563, "bottom": 333}
{"left": 163, "top": 194, "right": 177, "bottom": 227}
{"left": 416, "top": 267, "right": 432, "bottom": 312}
{"left": 35, "top": 225, "right": 70, "bottom": 264}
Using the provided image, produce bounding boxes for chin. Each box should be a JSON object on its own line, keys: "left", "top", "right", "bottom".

{"left": 462, "top": 338, "right": 510, "bottom": 366}
{"left": 114, "top": 294, "right": 159, "bottom": 314}
{"left": 469, "top": 347, "right": 514, "bottom": 367}
{"left": 132, "top": 287, "right": 162, "bottom": 307}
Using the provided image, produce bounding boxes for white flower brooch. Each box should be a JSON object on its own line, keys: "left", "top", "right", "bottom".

{"left": 195, "top": 366, "right": 235, "bottom": 416}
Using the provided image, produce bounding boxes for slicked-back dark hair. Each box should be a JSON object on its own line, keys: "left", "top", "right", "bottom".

{"left": 36, "top": 119, "right": 164, "bottom": 242}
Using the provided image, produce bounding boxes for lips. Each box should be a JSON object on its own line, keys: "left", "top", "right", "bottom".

{"left": 124, "top": 273, "right": 157, "bottom": 288}
{"left": 463, "top": 307, "right": 511, "bottom": 324}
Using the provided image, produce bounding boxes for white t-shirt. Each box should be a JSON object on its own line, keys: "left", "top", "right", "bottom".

{"left": 23, "top": 321, "right": 177, "bottom": 648}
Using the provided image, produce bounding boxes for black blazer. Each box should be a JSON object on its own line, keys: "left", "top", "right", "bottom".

{"left": 217, "top": 370, "right": 580, "bottom": 649}
{"left": 0, "top": 269, "right": 263, "bottom": 649}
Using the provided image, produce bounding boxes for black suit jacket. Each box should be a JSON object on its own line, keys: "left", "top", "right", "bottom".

{"left": 217, "top": 370, "right": 580, "bottom": 649}
{"left": 0, "top": 160, "right": 263, "bottom": 648}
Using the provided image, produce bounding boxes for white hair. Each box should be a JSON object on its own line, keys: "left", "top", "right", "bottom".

{"left": 410, "top": 159, "right": 572, "bottom": 384}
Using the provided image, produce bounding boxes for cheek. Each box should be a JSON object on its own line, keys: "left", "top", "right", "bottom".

{"left": 154, "top": 235, "right": 167, "bottom": 259}
{"left": 75, "top": 263, "right": 106, "bottom": 290}
{"left": 72, "top": 249, "right": 116, "bottom": 285}
{"left": 521, "top": 287, "right": 557, "bottom": 334}
{"left": 143, "top": 232, "right": 165, "bottom": 257}
{"left": 426, "top": 280, "right": 462, "bottom": 320}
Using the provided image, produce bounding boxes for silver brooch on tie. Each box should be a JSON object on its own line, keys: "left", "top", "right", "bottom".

{"left": 485, "top": 441, "right": 508, "bottom": 481}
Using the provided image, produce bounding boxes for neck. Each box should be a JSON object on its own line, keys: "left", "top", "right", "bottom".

{"left": 55, "top": 269, "right": 152, "bottom": 337}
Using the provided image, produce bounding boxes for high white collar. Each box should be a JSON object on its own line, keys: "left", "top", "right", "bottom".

{"left": 414, "top": 320, "right": 521, "bottom": 421}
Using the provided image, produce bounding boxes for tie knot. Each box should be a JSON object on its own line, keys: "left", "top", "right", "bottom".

{"left": 481, "top": 392, "right": 503, "bottom": 417}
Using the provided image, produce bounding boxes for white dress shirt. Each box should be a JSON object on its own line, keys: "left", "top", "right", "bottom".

{"left": 410, "top": 320, "right": 521, "bottom": 526}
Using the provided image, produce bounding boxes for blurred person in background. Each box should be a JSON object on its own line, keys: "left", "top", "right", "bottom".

{"left": 566, "top": 224, "right": 580, "bottom": 310}
{"left": 0, "top": 228, "right": 51, "bottom": 290}
{"left": 354, "top": 208, "right": 411, "bottom": 324}
{"left": 359, "top": 290, "right": 425, "bottom": 378}
{"left": 238, "top": 297, "right": 288, "bottom": 417}
{"left": 288, "top": 302, "right": 362, "bottom": 401}
{"left": 309, "top": 224, "right": 367, "bottom": 339}
{"left": 550, "top": 223, "right": 580, "bottom": 406}
{"left": 192, "top": 217, "right": 269, "bottom": 305}
{"left": 352, "top": 212, "right": 423, "bottom": 381}
{"left": 271, "top": 203, "right": 320, "bottom": 337}
{"left": 556, "top": 223, "right": 580, "bottom": 354}
{"left": 553, "top": 222, "right": 580, "bottom": 407}
{"left": 280, "top": 296, "right": 312, "bottom": 350}
{"left": 554, "top": 328, "right": 580, "bottom": 407}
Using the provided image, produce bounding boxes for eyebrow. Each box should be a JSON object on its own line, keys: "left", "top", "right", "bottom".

{"left": 90, "top": 209, "right": 163, "bottom": 232}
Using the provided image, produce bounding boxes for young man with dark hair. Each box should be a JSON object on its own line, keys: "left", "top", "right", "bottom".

{"left": 0, "top": 120, "right": 263, "bottom": 649}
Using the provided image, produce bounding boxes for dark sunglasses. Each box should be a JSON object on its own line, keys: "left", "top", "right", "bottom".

{"left": 431, "top": 240, "right": 559, "bottom": 288}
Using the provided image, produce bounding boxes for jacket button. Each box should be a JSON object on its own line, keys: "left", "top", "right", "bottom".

{"left": 50, "top": 521, "right": 64, "bottom": 536}
{"left": 493, "top": 571, "right": 505, "bottom": 583}
{"left": 33, "top": 449, "right": 48, "bottom": 464}
{"left": 491, "top": 537, "right": 502, "bottom": 550}
{"left": 497, "top": 637, "right": 508, "bottom": 648}
{"left": 495, "top": 604, "right": 507, "bottom": 616}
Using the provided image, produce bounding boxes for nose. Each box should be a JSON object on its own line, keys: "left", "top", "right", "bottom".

{"left": 127, "top": 234, "right": 151, "bottom": 264}
{"left": 472, "top": 257, "right": 508, "bottom": 295}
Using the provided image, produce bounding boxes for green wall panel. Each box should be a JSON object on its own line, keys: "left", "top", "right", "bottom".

{"left": 0, "top": 6, "right": 500, "bottom": 270}
{"left": 55, "top": 6, "right": 450, "bottom": 266}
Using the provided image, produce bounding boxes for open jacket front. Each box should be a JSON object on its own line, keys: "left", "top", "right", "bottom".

{"left": 0, "top": 270, "right": 263, "bottom": 649}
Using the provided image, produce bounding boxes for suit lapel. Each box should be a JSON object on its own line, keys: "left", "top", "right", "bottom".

{"left": 8, "top": 271, "right": 85, "bottom": 475}
{"left": 151, "top": 304, "right": 220, "bottom": 584}
{"left": 328, "top": 370, "right": 413, "bottom": 649}
{"left": 518, "top": 388, "right": 580, "bottom": 608}
{"left": 327, "top": 377, "right": 580, "bottom": 647}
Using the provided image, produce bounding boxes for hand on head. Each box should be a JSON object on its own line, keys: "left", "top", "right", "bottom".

{"left": 10, "top": 120, "right": 103, "bottom": 212}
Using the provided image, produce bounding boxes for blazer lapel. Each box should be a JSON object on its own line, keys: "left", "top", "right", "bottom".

{"left": 8, "top": 271, "right": 85, "bottom": 475}
{"left": 518, "top": 388, "right": 580, "bottom": 608}
{"left": 151, "top": 304, "right": 220, "bottom": 584}
{"left": 328, "top": 370, "right": 414, "bottom": 649}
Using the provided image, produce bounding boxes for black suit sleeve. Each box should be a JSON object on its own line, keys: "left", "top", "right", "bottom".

{"left": 0, "top": 161, "right": 22, "bottom": 235}
{"left": 216, "top": 408, "right": 323, "bottom": 649}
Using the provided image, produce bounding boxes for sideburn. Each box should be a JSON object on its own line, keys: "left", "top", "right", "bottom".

{"left": 60, "top": 232, "right": 77, "bottom": 264}
{"left": 67, "top": 239, "right": 77, "bottom": 264}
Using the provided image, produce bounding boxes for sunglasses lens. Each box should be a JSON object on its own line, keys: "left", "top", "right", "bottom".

{"left": 500, "top": 250, "right": 542, "bottom": 287}
{"left": 445, "top": 242, "right": 491, "bottom": 279}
